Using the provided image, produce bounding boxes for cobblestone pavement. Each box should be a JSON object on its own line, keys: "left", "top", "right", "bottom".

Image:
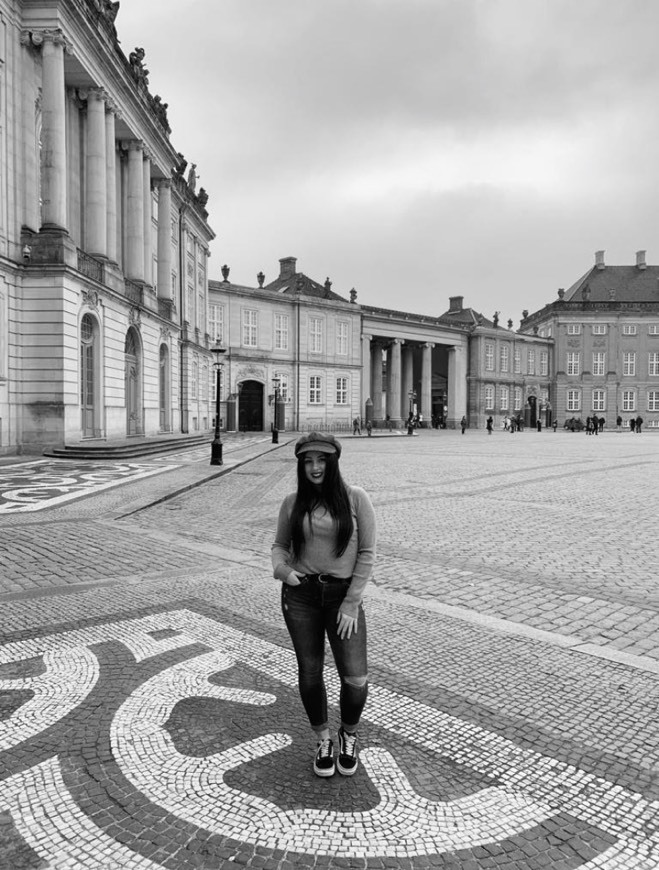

{"left": 0, "top": 430, "right": 658, "bottom": 868}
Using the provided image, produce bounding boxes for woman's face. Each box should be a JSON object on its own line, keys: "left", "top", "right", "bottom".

{"left": 303, "top": 451, "right": 327, "bottom": 486}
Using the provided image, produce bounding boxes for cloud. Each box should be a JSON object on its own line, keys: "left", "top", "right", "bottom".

{"left": 116, "top": 0, "right": 659, "bottom": 319}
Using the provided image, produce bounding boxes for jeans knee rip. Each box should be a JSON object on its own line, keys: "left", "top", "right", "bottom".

{"left": 343, "top": 674, "right": 368, "bottom": 689}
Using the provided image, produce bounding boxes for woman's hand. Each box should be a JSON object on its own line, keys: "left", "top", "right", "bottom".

{"left": 337, "top": 606, "right": 359, "bottom": 640}
{"left": 283, "top": 570, "right": 305, "bottom": 586}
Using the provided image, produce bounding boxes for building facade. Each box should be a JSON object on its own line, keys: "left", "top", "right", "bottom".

{"left": 521, "top": 250, "right": 659, "bottom": 429}
{"left": 0, "top": 0, "right": 216, "bottom": 454}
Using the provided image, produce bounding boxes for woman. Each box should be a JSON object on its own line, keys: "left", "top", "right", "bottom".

{"left": 271, "top": 431, "right": 376, "bottom": 778}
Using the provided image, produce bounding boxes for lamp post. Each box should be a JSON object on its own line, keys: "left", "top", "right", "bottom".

{"left": 210, "top": 343, "right": 227, "bottom": 465}
{"left": 272, "top": 377, "right": 280, "bottom": 444}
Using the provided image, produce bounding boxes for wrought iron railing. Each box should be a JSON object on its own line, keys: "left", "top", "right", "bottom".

{"left": 158, "top": 298, "right": 175, "bottom": 320}
{"left": 124, "top": 279, "right": 144, "bottom": 306}
{"left": 77, "top": 250, "right": 105, "bottom": 283}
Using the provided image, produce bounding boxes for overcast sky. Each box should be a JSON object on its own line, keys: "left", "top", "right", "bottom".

{"left": 117, "top": 0, "right": 659, "bottom": 324}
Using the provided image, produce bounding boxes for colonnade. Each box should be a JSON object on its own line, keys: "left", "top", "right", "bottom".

{"left": 34, "top": 29, "right": 173, "bottom": 299}
{"left": 361, "top": 335, "right": 436, "bottom": 424}
{"left": 360, "top": 334, "right": 468, "bottom": 426}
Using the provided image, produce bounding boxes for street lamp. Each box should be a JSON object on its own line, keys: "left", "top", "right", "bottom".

{"left": 210, "top": 343, "right": 227, "bottom": 465}
{"left": 272, "top": 377, "right": 281, "bottom": 444}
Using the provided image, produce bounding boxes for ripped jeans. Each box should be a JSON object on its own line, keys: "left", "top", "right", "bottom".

{"left": 281, "top": 578, "right": 368, "bottom": 730}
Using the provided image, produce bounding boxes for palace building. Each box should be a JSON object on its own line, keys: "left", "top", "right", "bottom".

{"left": 520, "top": 250, "right": 659, "bottom": 429}
{"left": 0, "top": 0, "right": 216, "bottom": 454}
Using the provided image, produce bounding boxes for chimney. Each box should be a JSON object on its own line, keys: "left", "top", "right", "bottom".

{"left": 636, "top": 250, "right": 647, "bottom": 270}
{"left": 449, "top": 295, "right": 464, "bottom": 312}
{"left": 279, "top": 256, "right": 297, "bottom": 280}
{"left": 595, "top": 250, "right": 605, "bottom": 270}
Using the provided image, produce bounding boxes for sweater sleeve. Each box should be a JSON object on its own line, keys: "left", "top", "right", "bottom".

{"left": 341, "top": 486, "right": 377, "bottom": 617}
{"left": 271, "top": 494, "right": 295, "bottom": 582}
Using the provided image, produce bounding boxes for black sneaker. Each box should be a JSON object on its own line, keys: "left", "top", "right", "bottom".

{"left": 313, "top": 737, "right": 335, "bottom": 777}
{"left": 337, "top": 727, "right": 358, "bottom": 776}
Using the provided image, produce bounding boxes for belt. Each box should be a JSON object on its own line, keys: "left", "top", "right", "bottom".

{"left": 301, "top": 573, "right": 351, "bottom": 584}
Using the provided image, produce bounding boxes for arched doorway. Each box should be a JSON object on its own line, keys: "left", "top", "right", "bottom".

{"left": 125, "top": 328, "right": 142, "bottom": 436}
{"left": 238, "top": 380, "right": 264, "bottom": 431}
{"left": 159, "top": 344, "right": 171, "bottom": 432}
{"left": 80, "top": 313, "right": 100, "bottom": 437}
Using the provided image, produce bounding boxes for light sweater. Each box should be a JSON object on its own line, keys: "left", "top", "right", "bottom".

{"left": 271, "top": 485, "right": 376, "bottom": 619}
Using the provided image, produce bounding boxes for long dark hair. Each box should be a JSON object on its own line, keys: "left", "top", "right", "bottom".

{"left": 290, "top": 452, "right": 354, "bottom": 559}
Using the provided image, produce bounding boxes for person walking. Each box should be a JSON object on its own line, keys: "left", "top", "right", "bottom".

{"left": 486, "top": 416, "right": 493, "bottom": 434}
{"left": 636, "top": 415, "right": 643, "bottom": 433}
{"left": 460, "top": 415, "right": 467, "bottom": 434}
{"left": 352, "top": 416, "right": 361, "bottom": 436}
{"left": 271, "top": 432, "right": 376, "bottom": 779}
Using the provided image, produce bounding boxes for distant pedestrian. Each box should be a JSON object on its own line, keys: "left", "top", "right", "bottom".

{"left": 636, "top": 415, "right": 643, "bottom": 433}
{"left": 630, "top": 418, "right": 636, "bottom": 433}
{"left": 616, "top": 415, "right": 622, "bottom": 431}
{"left": 352, "top": 416, "right": 361, "bottom": 436}
{"left": 599, "top": 417, "right": 605, "bottom": 433}
{"left": 536, "top": 418, "right": 542, "bottom": 432}
{"left": 552, "top": 420, "right": 558, "bottom": 432}
{"left": 366, "top": 420, "right": 372, "bottom": 437}
{"left": 486, "top": 416, "right": 493, "bottom": 434}
{"left": 460, "top": 415, "right": 467, "bottom": 434}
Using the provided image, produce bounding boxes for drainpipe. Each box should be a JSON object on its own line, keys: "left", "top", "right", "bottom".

{"left": 295, "top": 281, "right": 302, "bottom": 430}
{"left": 178, "top": 204, "right": 188, "bottom": 433}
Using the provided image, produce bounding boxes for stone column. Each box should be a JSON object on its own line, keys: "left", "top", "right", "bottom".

{"left": 143, "top": 152, "right": 153, "bottom": 286}
{"left": 448, "top": 343, "right": 468, "bottom": 428}
{"left": 387, "top": 339, "right": 403, "bottom": 424}
{"left": 421, "top": 342, "right": 435, "bottom": 417}
{"left": 84, "top": 88, "right": 107, "bottom": 256}
{"left": 40, "top": 31, "right": 68, "bottom": 230}
{"left": 372, "top": 342, "right": 383, "bottom": 421}
{"left": 105, "top": 105, "right": 118, "bottom": 261}
{"left": 125, "top": 141, "right": 144, "bottom": 281}
{"left": 401, "top": 344, "right": 414, "bottom": 417}
{"left": 157, "top": 180, "right": 173, "bottom": 300}
{"left": 361, "top": 333, "right": 372, "bottom": 417}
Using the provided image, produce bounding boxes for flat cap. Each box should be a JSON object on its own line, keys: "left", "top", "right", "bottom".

{"left": 294, "top": 431, "right": 342, "bottom": 458}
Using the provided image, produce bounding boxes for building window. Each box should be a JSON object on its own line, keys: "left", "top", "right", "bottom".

{"left": 592, "top": 389, "right": 605, "bottom": 412}
{"left": 336, "top": 321, "right": 348, "bottom": 355}
{"left": 527, "top": 350, "right": 535, "bottom": 375}
{"left": 567, "top": 352, "right": 580, "bottom": 376}
{"left": 592, "top": 324, "right": 606, "bottom": 335}
{"left": 567, "top": 324, "right": 581, "bottom": 335}
{"left": 622, "top": 390, "right": 635, "bottom": 412}
{"left": 622, "top": 324, "right": 637, "bottom": 335}
{"left": 242, "top": 309, "right": 258, "bottom": 347}
{"left": 274, "top": 314, "right": 289, "bottom": 351}
{"left": 649, "top": 353, "right": 659, "bottom": 376}
{"left": 485, "top": 344, "right": 494, "bottom": 372}
{"left": 336, "top": 377, "right": 348, "bottom": 404}
{"left": 592, "top": 352, "right": 605, "bottom": 376}
{"left": 191, "top": 359, "right": 198, "bottom": 400}
{"left": 274, "top": 372, "right": 290, "bottom": 402}
{"left": 500, "top": 345, "right": 509, "bottom": 373}
{"left": 540, "top": 351, "right": 548, "bottom": 376}
{"left": 566, "top": 389, "right": 581, "bottom": 412}
{"left": 649, "top": 324, "right": 659, "bottom": 335}
{"left": 208, "top": 304, "right": 224, "bottom": 343}
{"left": 309, "top": 375, "right": 322, "bottom": 404}
{"left": 484, "top": 385, "right": 494, "bottom": 409}
{"left": 623, "top": 352, "right": 636, "bottom": 376}
{"left": 648, "top": 391, "right": 659, "bottom": 412}
{"left": 514, "top": 387, "right": 522, "bottom": 411}
{"left": 309, "top": 317, "right": 323, "bottom": 353}
{"left": 500, "top": 385, "right": 509, "bottom": 411}
{"left": 514, "top": 349, "right": 521, "bottom": 374}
